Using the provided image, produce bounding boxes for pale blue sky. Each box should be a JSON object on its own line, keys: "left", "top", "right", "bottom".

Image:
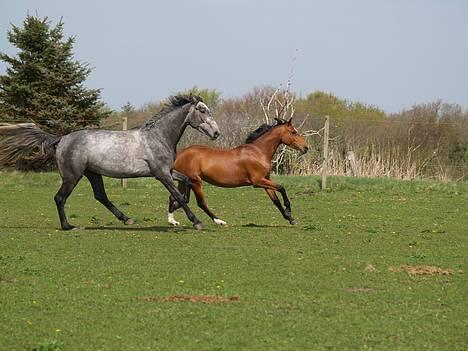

{"left": 1, "top": 0, "right": 467, "bottom": 112}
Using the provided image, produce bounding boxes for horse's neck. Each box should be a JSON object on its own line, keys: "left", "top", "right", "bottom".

{"left": 145, "top": 105, "right": 189, "bottom": 149}
{"left": 251, "top": 129, "right": 282, "bottom": 160}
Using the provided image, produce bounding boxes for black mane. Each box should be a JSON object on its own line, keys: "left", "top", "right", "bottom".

{"left": 140, "top": 95, "right": 203, "bottom": 130}
{"left": 245, "top": 119, "right": 287, "bottom": 144}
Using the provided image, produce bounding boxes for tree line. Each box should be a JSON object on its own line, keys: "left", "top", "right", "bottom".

{"left": 111, "top": 87, "right": 467, "bottom": 181}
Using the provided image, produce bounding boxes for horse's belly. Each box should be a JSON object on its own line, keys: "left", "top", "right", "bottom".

{"left": 201, "top": 167, "right": 250, "bottom": 187}
{"left": 88, "top": 157, "right": 151, "bottom": 178}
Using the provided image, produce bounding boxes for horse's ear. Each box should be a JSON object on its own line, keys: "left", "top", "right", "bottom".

{"left": 275, "top": 118, "right": 287, "bottom": 125}
{"left": 287, "top": 118, "right": 293, "bottom": 125}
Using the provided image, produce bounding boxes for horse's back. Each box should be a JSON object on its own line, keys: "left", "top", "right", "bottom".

{"left": 175, "top": 145, "right": 237, "bottom": 168}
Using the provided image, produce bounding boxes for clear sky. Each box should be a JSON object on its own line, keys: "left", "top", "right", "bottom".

{"left": 1, "top": 0, "right": 467, "bottom": 113}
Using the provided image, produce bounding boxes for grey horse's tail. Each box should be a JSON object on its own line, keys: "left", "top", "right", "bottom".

{"left": 0, "top": 123, "right": 61, "bottom": 170}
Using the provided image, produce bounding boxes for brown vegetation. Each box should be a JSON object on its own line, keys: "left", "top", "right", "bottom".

{"left": 107, "top": 87, "right": 467, "bottom": 181}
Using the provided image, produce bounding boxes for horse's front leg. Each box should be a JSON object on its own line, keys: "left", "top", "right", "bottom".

{"left": 156, "top": 172, "right": 203, "bottom": 230}
{"left": 253, "top": 178, "right": 297, "bottom": 225}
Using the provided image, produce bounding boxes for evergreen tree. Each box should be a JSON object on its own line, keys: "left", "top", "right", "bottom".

{"left": 0, "top": 15, "right": 110, "bottom": 134}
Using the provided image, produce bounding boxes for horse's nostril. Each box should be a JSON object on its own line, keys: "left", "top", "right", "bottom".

{"left": 214, "top": 131, "right": 220, "bottom": 138}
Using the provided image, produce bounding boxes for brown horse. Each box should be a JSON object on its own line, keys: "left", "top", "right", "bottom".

{"left": 167, "top": 118, "right": 309, "bottom": 226}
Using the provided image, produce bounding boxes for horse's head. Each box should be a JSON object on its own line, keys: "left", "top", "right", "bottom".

{"left": 277, "top": 118, "right": 309, "bottom": 154}
{"left": 187, "top": 100, "right": 220, "bottom": 140}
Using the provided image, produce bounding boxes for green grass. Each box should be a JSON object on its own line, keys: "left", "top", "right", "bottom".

{"left": 0, "top": 172, "right": 467, "bottom": 350}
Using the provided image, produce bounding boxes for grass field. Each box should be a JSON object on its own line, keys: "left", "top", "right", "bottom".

{"left": 0, "top": 172, "right": 467, "bottom": 350}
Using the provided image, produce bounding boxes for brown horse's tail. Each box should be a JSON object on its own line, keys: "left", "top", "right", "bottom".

{"left": 0, "top": 123, "right": 61, "bottom": 171}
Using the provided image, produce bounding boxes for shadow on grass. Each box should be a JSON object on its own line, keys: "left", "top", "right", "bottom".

{"left": 84, "top": 225, "right": 220, "bottom": 233}
{"left": 0, "top": 225, "right": 191, "bottom": 233}
{"left": 241, "top": 223, "right": 294, "bottom": 228}
{"left": 84, "top": 225, "right": 188, "bottom": 232}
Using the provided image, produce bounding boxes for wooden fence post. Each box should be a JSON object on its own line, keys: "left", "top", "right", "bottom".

{"left": 321, "top": 116, "right": 330, "bottom": 190}
{"left": 346, "top": 150, "right": 358, "bottom": 176}
{"left": 121, "top": 117, "right": 128, "bottom": 188}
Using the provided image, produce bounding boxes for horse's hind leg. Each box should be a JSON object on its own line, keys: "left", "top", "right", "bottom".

{"left": 171, "top": 170, "right": 192, "bottom": 202}
{"left": 156, "top": 172, "right": 203, "bottom": 230}
{"left": 55, "top": 176, "right": 82, "bottom": 230}
{"left": 192, "top": 181, "right": 226, "bottom": 225}
{"left": 168, "top": 181, "right": 190, "bottom": 226}
{"left": 168, "top": 170, "right": 193, "bottom": 225}
{"left": 84, "top": 170, "right": 133, "bottom": 225}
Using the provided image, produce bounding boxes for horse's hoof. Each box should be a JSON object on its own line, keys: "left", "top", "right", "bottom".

{"left": 193, "top": 222, "right": 203, "bottom": 231}
{"left": 289, "top": 219, "right": 298, "bottom": 225}
{"left": 62, "top": 225, "right": 76, "bottom": 231}
{"left": 169, "top": 221, "right": 180, "bottom": 226}
{"left": 214, "top": 218, "right": 227, "bottom": 225}
{"left": 124, "top": 218, "right": 134, "bottom": 225}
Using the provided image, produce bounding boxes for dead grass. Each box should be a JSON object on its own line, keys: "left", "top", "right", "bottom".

{"left": 389, "top": 265, "right": 454, "bottom": 276}
{"left": 138, "top": 295, "right": 241, "bottom": 304}
{"left": 364, "top": 263, "right": 377, "bottom": 273}
{"left": 345, "top": 287, "right": 375, "bottom": 293}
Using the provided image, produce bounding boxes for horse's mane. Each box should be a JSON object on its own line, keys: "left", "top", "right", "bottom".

{"left": 139, "top": 95, "right": 203, "bottom": 130}
{"left": 245, "top": 119, "right": 287, "bottom": 144}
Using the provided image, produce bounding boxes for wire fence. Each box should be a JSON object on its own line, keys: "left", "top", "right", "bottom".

{"left": 1, "top": 116, "right": 466, "bottom": 182}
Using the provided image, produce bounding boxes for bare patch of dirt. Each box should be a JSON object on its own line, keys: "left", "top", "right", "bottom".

{"left": 389, "top": 265, "right": 454, "bottom": 275}
{"left": 345, "top": 287, "right": 375, "bottom": 293}
{"left": 138, "top": 295, "right": 240, "bottom": 304}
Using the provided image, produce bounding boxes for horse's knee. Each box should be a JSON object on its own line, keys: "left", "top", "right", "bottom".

{"left": 168, "top": 196, "right": 179, "bottom": 210}
{"left": 54, "top": 193, "right": 62, "bottom": 205}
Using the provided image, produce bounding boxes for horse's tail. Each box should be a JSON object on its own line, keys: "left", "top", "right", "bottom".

{"left": 0, "top": 123, "right": 61, "bottom": 170}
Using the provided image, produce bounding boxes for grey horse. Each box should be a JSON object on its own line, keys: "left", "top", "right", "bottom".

{"left": 0, "top": 95, "right": 220, "bottom": 230}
